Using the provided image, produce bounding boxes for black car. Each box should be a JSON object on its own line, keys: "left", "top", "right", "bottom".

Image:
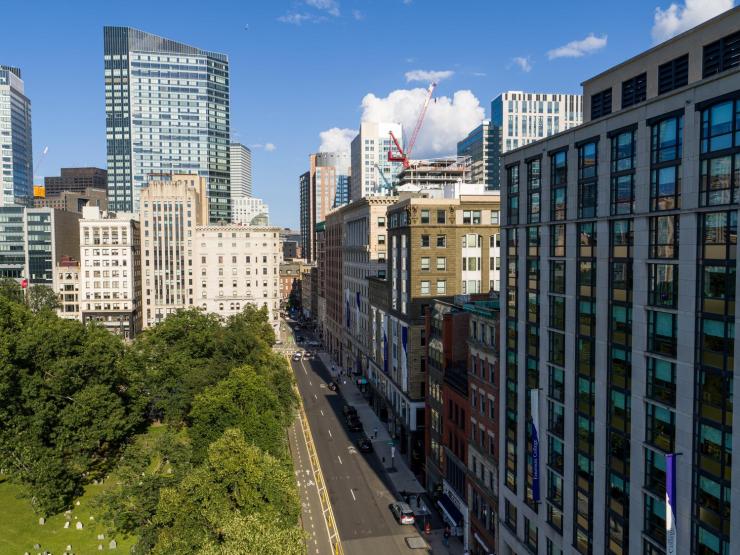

{"left": 358, "top": 437, "right": 373, "bottom": 453}
{"left": 343, "top": 405, "right": 358, "bottom": 418}
{"left": 347, "top": 417, "right": 363, "bottom": 432}
{"left": 328, "top": 381, "right": 339, "bottom": 392}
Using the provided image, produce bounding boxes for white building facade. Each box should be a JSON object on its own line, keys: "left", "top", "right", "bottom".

{"left": 193, "top": 225, "right": 281, "bottom": 332}
{"left": 232, "top": 196, "right": 269, "bottom": 226}
{"left": 350, "top": 122, "right": 404, "bottom": 201}
{"left": 230, "top": 143, "right": 253, "bottom": 198}
{"left": 79, "top": 206, "right": 142, "bottom": 338}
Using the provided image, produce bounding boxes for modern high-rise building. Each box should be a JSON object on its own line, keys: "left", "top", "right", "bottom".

{"left": 139, "top": 174, "right": 209, "bottom": 328}
{"left": 0, "top": 66, "right": 32, "bottom": 207}
{"left": 79, "top": 206, "right": 142, "bottom": 339}
{"left": 299, "top": 151, "right": 351, "bottom": 261}
{"left": 457, "top": 121, "right": 499, "bottom": 190}
{"left": 350, "top": 122, "right": 404, "bottom": 201}
{"left": 230, "top": 143, "right": 252, "bottom": 198}
{"left": 500, "top": 8, "right": 740, "bottom": 555}
{"left": 103, "top": 27, "right": 231, "bottom": 222}
{"left": 44, "top": 167, "right": 107, "bottom": 196}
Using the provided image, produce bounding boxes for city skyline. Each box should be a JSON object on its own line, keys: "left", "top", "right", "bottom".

{"left": 1, "top": 0, "right": 729, "bottom": 227}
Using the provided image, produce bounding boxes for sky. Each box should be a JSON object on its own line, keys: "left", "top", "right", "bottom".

{"left": 0, "top": 0, "right": 734, "bottom": 228}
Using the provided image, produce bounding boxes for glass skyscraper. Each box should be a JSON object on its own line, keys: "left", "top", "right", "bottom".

{"left": 103, "top": 27, "right": 231, "bottom": 222}
{"left": 0, "top": 66, "right": 32, "bottom": 207}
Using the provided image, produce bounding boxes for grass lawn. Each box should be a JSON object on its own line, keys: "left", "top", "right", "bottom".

{"left": 0, "top": 476, "right": 136, "bottom": 555}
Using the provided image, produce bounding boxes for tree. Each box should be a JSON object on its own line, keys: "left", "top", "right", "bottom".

{"left": 0, "top": 277, "right": 23, "bottom": 303}
{"left": 27, "top": 284, "right": 60, "bottom": 313}
{"left": 197, "top": 513, "right": 305, "bottom": 555}
{"left": 151, "top": 429, "right": 300, "bottom": 554}
{"left": 188, "top": 364, "right": 295, "bottom": 463}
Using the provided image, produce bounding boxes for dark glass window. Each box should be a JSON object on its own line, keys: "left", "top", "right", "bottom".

{"left": 612, "top": 130, "right": 636, "bottom": 172}
{"left": 551, "top": 187, "right": 567, "bottom": 221}
{"left": 645, "top": 402, "right": 675, "bottom": 452}
{"left": 702, "top": 211, "right": 737, "bottom": 260}
{"left": 648, "top": 263, "right": 678, "bottom": 308}
{"left": 703, "top": 30, "right": 740, "bottom": 78}
{"left": 549, "top": 331, "right": 565, "bottom": 366}
{"left": 644, "top": 494, "right": 666, "bottom": 545}
{"left": 578, "top": 142, "right": 598, "bottom": 218}
{"left": 551, "top": 260, "right": 566, "bottom": 294}
{"left": 658, "top": 54, "right": 689, "bottom": 95}
{"left": 550, "top": 295, "right": 566, "bottom": 330}
{"left": 551, "top": 150, "right": 567, "bottom": 186}
{"left": 611, "top": 219, "right": 632, "bottom": 258}
{"left": 611, "top": 129, "right": 636, "bottom": 216}
{"left": 549, "top": 365, "right": 564, "bottom": 402}
{"left": 646, "top": 356, "right": 675, "bottom": 405}
{"left": 647, "top": 310, "right": 677, "bottom": 357}
{"left": 621, "top": 72, "right": 647, "bottom": 108}
{"left": 591, "top": 88, "right": 612, "bottom": 120}
{"left": 649, "top": 215, "right": 679, "bottom": 259}
{"left": 551, "top": 224, "right": 566, "bottom": 257}
{"left": 527, "top": 159, "right": 541, "bottom": 223}
{"left": 579, "top": 222, "right": 596, "bottom": 257}
{"left": 506, "top": 164, "right": 519, "bottom": 225}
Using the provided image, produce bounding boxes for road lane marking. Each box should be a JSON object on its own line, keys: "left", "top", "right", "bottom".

{"left": 337, "top": 455, "right": 342, "bottom": 465}
{"left": 320, "top": 409, "right": 324, "bottom": 416}
{"left": 309, "top": 380, "right": 313, "bottom": 386}
{"left": 314, "top": 394, "right": 318, "bottom": 400}
{"left": 328, "top": 429, "right": 333, "bottom": 439}
{"left": 350, "top": 488, "right": 356, "bottom": 501}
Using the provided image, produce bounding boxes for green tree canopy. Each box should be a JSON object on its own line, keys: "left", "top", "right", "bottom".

{"left": 27, "top": 284, "right": 60, "bottom": 313}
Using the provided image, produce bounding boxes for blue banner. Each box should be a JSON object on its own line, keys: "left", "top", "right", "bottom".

{"left": 666, "top": 453, "right": 677, "bottom": 555}
{"left": 401, "top": 326, "right": 408, "bottom": 355}
{"left": 531, "top": 389, "right": 540, "bottom": 503}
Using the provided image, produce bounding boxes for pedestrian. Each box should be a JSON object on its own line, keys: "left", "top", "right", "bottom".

{"left": 373, "top": 426, "right": 378, "bottom": 439}
{"left": 416, "top": 494, "right": 421, "bottom": 508}
{"left": 443, "top": 525, "right": 451, "bottom": 546}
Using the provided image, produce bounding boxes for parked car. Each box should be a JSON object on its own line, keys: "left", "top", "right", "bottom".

{"left": 303, "top": 351, "right": 311, "bottom": 359}
{"left": 389, "top": 502, "right": 415, "bottom": 525}
{"left": 328, "top": 381, "right": 339, "bottom": 392}
{"left": 347, "top": 416, "right": 363, "bottom": 432}
{"left": 292, "top": 353, "right": 301, "bottom": 361}
{"left": 358, "top": 437, "right": 373, "bottom": 453}
{"left": 342, "top": 405, "right": 358, "bottom": 418}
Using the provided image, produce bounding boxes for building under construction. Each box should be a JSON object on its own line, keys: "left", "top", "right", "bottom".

{"left": 396, "top": 156, "right": 471, "bottom": 191}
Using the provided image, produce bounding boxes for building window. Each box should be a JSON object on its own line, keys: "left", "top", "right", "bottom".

{"left": 649, "top": 215, "right": 679, "bottom": 259}
{"left": 421, "top": 209, "right": 430, "bottom": 224}
{"left": 421, "top": 235, "right": 430, "bottom": 247}
{"left": 703, "top": 30, "right": 740, "bottom": 78}
{"left": 550, "top": 260, "right": 565, "bottom": 294}
{"left": 550, "top": 150, "right": 567, "bottom": 221}
{"left": 648, "top": 263, "right": 678, "bottom": 308}
{"left": 550, "top": 295, "right": 565, "bottom": 330}
{"left": 650, "top": 114, "right": 683, "bottom": 211}
{"left": 646, "top": 356, "right": 676, "bottom": 405}
{"left": 504, "top": 498, "right": 517, "bottom": 533}
{"left": 610, "top": 128, "right": 636, "bottom": 215}
{"left": 549, "top": 331, "right": 565, "bottom": 366}
{"left": 490, "top": 210, "right": 500, "bottom": 225}
{"left": 378, "top": 216, "right": 385, "bottom": 227}
{"left": 550, "top": 224, "right": 566, "bottom": 257}
{"left": 420, "top": 280, "right": 430, "bottom": 295}
{"left": 645, "top": 402, "right": 675, "bottom": 452}
{"left": 647, "top": 310, "right": 677, "bottom": 358}
{"left": 591, "top": 88, "right": 612, "bottom": 120}
{"left": 507, "top": 164, "right": 520, "bottom": 225}
{"left": 578, "top": 141, "right": 598, "bottom": 218}
{"left": 437, "top": 209, "right": 446, "bottom": 224}
{"left": 525, "top": 517, "right": 539, "bottom": 552}
{"left": 658, "top": 53, "right": 689, "bottom": 95}
{"left": 436, "top": 257, "right": 446, "bottom": 270}
{"left": 526, "top": 158, "right": 541, "bottom": 224}
{"left": 700, "top": 98, "right": 740, "bottom": 206}
{"left": 436, "top": 280, "right": 446, "bottom": 294}
{"left": 420, "top": 257, "right": 430, "bottom": 271}
{"left": 621, "top": 72, "right": 647, "bottom": 109}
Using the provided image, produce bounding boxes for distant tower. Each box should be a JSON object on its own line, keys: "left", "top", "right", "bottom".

{"left": 230, "top": 143, "right": 253, "bottom": 198}
{"left": 0, "top": 66, "right": 32, "bottom": 207}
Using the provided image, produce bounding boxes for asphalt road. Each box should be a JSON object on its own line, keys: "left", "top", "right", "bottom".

{"left": 291, "top": 353, "right": 421, "bottom": 555}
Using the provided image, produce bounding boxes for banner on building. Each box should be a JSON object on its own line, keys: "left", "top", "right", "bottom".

{"left": 666, "top": 453, "right": 677, "bottom": 555}
{"left": 530, "top": 388, "right": 540, "bottom": 503}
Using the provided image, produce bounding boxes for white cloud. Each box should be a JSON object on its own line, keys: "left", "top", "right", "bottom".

{"left": 305, "top": 0, "right": 340, "bottom": 17}
{"left": 405, "top": 69, "right": 454, "bottom": 83}
{"left": 265, "top": 143, "right": 277, "bottom": 152}
{"left": 318, "top": 127, "right": 357, "bottom": 152}
{"left": 547, "top": 33, "right": 607, "bottom": 59}
{"left": 652, "top": 0, "right": 732, "bottom": 43}
{"left": 352, "top": 9, "right": 364, "bottom": 20}
{"left": 360, "top": 88, "right": 485, "bottom": 158}
{"left": 512, "top": 56, "right": 532, "bottom": 72}
{"left": 277, "top": 12, "right": 322, "bottom": 24}
{"left": 250, "top": 143, "right": 277, "bottom": 152}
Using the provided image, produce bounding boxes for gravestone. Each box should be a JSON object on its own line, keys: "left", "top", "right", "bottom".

{"left": 98, "top": 545, "right": 103, "bottom": 551}
{"left": 38, "top": 517, "right": 45, "bottom": 525}
{"left": 97, "top": 534, "right": 104, "bottom": 540}
{"left": 108, "top": 540, "right": 117, "bottom": 550}
{"left": 75, "top": 521, "right": 83, "bottom": 530}
{"left": 33, "top": 545, "right": 40, "bottom": 550}
{"left": 75, "top": 501, "right": 80, "bottom": 506}
{"left": 63, "top": 521, "right": 70, "bottom": 529}
{"left": 66, "top": 546, "right": 72, "bottom": 552}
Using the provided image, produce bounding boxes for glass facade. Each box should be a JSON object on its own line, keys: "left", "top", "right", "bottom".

{"left": 0, "top": 66, "right": 32, "bottom": 208}
{"left": 104, "top": 27, "right": 230, "bottom": 222}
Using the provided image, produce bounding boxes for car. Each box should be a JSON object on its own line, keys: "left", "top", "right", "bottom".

{"left": 302, "top": 352, "right": 311, "bottom": 359}
{"left": 389, "top": 502, "right": 415, "bottom": 525}
{"left": 347, "top": 416, "right": 363, "bottom": 432}
{"left": 292, "top": 353, "right": 301, "bottom": 361}
{"left": 327, "top": 381, "right": 339, "bottom": 391}
{"left": 342, "top": 405, "right": 358, "bottom": 418}
{"left": 358, "top": 438, "right": 373, "bottom": 453}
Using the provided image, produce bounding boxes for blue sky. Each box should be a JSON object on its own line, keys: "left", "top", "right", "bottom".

{"left": 0, "top": 0, "right": 732, "bottom": 227}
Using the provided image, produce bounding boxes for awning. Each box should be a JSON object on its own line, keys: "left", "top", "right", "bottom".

{"left": 437, "top": 494, "right": 463, "bottom": 527}
{"left": 474, "top": 532, "right": 492, "bottom": 553}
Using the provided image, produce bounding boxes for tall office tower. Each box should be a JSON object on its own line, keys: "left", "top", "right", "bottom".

{"left": 500, "top": 8, "right": 740, "bottom": 555}
{"left": 230, "top": 143, "right": 252, "bottom": 198}
{"left": 103, "top": 27, "right": 231, "bottom": 222}
{"left": 79, "top": 206, "right": 142, "bottom": 339}
{"left": 457, "top": 121, "right": 499, "bottom": 189}
{"left": 0, "top": 66, "right": 32, "bottom": 207}
{"left": 298, "top": 151, "right": 351, "bottom": 261}
{"left": 44, "top": 167, "right": 107, "bottom": 195}
{"left": 350, "top": 122, "right": 404, "bottom": 201}
{"left": 140, "top": 174, "right": 209, "bottom": 328}
{"left": 193, "top": 224, "right": 282, "bottom": 333}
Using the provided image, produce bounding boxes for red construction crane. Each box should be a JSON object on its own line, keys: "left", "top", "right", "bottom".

{"left": 388, "top": 82, "right": 437, "bottom": 169}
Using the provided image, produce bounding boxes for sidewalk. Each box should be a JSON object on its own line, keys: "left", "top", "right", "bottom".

{"left": 317, "top": 349, "right": 467, "bottom": 555}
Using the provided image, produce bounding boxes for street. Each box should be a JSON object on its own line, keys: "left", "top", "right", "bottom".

{"left": 291, "top": 353, "right": 419, "bottom": 554}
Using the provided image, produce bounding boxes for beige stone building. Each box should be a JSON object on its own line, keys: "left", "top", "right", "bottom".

{"left": 140, "top": 174, "right": 209, "bottom": 328}
{"left": 54, "top": 256, "right": 81, "bottom": 320}
{"left": 34, "top": 187, "right": 108, "bottom": 214}
{"left": 79, "top": 206, "right": 142, "bottom": 338}
{"left": 193, "top": 225, "right": 281, "bottom": 332}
